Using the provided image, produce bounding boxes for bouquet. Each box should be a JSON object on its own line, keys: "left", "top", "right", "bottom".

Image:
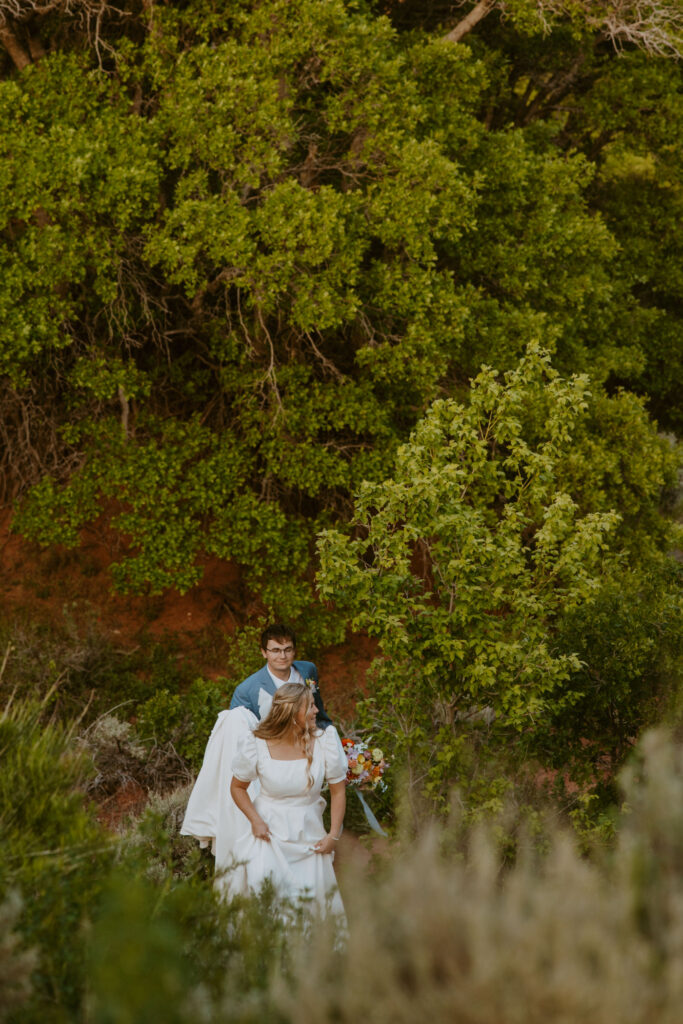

{"left": 341, "top": 737, "right": 387, "bottom": 791}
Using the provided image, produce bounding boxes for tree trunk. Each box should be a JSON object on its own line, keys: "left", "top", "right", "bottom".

{"left": 0, "top": 23, "right": 31, "bottom": 70}
{"left": 27, "top": 33, "right": 46, "bottom": 62}
{"left": 443, "top": 0, "right": 496, "bottom": 44}
{"left": 118, "top": 386, "right": 130, "bottom": 439}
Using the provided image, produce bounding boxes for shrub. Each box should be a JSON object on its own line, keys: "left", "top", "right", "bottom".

{"left": 318, "top": 346, "right": 621, "bottom": 807}
{"left": 8, "top": 685, "right": 683, "bottom": 1024}
{"left": 84, "top": 866, "right": 290, "bottom": 1024}
{"left": 0, "top": 698, "right": 113, "bottom": 1018}
{"left": 137, "top": 677, "right": 227, "bottom": 771}
{"left": 0, "top": 697, "right": 288, "bottom": 1022}
{"left": 78, "top": 714, "right": 191, "bottom": 810}
{"left": 0, "top": 610, "right": 142, "bottom": 720}
{"left": 542, "top": 558, "right": 683, "bottom": 790}
{"left": 0, "top": 894, "right": 37, "bottom": 1023}
{"left": 126, "top": 783, "right": 211, "bottom": 882}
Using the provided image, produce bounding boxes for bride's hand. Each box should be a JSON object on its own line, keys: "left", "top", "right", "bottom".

{"left": 313, "top": 833, "right": 337, "bottom": 855}
{"left": 252, "top": 818, "right": 270, "bottom": 841}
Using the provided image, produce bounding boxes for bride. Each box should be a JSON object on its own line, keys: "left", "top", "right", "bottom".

{"left": 182, "top": 683, "right": 347, "bottom": 918}
{"left": 230, "top": 682, "right": 347, "bottom": 916}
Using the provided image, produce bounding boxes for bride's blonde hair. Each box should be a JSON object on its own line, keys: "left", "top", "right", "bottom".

{"left": 254, "top": 683, "right": 316, "bottom": 788}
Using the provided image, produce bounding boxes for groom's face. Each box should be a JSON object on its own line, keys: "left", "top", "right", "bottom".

{"left": 261, "top": 637, "right": 296, "bottom": 675}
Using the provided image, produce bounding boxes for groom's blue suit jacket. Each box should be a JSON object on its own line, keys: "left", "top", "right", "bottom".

{"left": 229, "top": 660, "right": 332, "bottom": 729}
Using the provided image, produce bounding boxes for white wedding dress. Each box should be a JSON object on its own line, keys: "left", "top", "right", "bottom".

{"left": 181, "top": 707, "right": 347, "bottom": 918}
{"left": 230, "top": 725, "right": 348, "bottom": 917}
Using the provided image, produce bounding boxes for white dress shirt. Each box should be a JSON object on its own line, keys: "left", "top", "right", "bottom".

{"left": 258, "top": 665, "right": 305, "bottom": 717}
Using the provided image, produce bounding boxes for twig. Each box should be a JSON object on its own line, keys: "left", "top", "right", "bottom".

{"left": 0, "top": 642, "right": 12, "bottom": 686}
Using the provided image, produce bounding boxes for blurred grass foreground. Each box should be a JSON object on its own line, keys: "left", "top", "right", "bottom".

{"left": 2, "top": 697, "right": 683, "bottom": 1023}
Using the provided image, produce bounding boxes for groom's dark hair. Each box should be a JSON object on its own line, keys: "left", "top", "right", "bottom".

{"left": 260, "top": 623, "right": 297, "bottom": 650}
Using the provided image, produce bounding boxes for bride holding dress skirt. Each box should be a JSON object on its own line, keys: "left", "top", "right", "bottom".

{"left": 182, "top": 683, "right": 347, "bottom": 917}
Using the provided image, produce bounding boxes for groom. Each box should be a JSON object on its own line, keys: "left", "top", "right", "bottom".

{"left": 229, "top": 623, "right": 333, "bottom": 729}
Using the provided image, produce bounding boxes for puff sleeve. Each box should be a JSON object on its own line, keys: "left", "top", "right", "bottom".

{"left": 323, "top": 726, "right": 348, "bottom": 785}
{"left": 231, "top": 730, "right": 258, "bottom": 783}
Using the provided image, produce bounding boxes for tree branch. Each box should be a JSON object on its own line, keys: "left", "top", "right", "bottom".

{"left": 443, "top": 0, "right": 496, "bottom": 44}
{"left": 26, "top": 29, "right": 44, "bottom": 59}
{"left": 535, "top": 0, "right": 683, "bottom": 59}
{"left": 443, "top": 0, "right": 682, "bottom": 57}
{"left": 520, "top": 52, "right": 587, "bottom": 126}
{"left": 118, "top": 385, "right": 130, "bottom": 439}
{"left": 0, "top": 21, "right": 31, "bottom": 69}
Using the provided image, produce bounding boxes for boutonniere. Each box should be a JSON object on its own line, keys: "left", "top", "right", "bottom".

{"left": 304, "top": 676, "right": 319, "bottom": 695}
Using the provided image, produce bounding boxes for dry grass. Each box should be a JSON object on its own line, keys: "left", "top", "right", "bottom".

{"left": 79, "top": 714, "right": 193, "bottom": 808}
{"left": 272, "top": 729, "right": 683, "bottom": 1024}
{"left": 6, "top": 704, "right": 683, "bottom": 1023}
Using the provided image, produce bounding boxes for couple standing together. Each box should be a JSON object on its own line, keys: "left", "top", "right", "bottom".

{"left": 181, "top": 624, "right": 347, "bottom": 920}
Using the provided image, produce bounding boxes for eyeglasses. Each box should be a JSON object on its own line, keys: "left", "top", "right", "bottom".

{"left": 266, "top": 645, "right": 295, "bottom": 656}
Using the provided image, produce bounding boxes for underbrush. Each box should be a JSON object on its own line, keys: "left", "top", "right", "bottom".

{"left": 4, "top": 689, "right": 683, "bottom": 1022}
{"left": 78, "top": 714, "right": 193, "bottom": 814}
{"left": 0, "top": 607, "right": 211, "bottom": 722}
{"left": 283, "top": 733, "right": 683, "bottom": 1023}
{"left": 136, "top": 677, "right": 228, "bottom": 772}
{"left": 0, "top": 697, "right": 287, "bottom": 1023}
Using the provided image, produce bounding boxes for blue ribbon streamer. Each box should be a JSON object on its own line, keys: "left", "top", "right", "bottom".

{"left": 355, "top": 787, "right": 387, "bottom": 837}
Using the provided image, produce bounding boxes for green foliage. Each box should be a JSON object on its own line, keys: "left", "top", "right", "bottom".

{"left": 0, "top": 698, "right": 112, "bottom": 1016}
{"left": 555, "top": 389, "right": 680, "bottom": 558}
{"left": 0, "top": 54, "right": 160, "bottom": 380}
{"left": 543, "top": 559, "right": 683, "bottom": 786}
{"left": 0, "top": 895, "right": 37, "bottom": 1023}
{"left": 137, "top": 677, "right": 227, "bottom": 771}
{"left": 2, "top": 0, "right": 676, "bottom": 629}
{"left": 85, "top": 875, "right": 197, "bottom": 1024}
{"left": 318, "top": 345, "right": 641, "bottom": 803}
{"left": 0, "top": 18, "right": 679, "bottom": 991}
{"left": 0, "top": 696, "right": 291, "bottom": 1023}
{"left": 83, "top": 861, "right": 293, "bottom": 1024}
{"left": 585, "top": 54, "right": 683, "bottom": 430}
{"left": 74, "top": 766, "right": 302, "bottom": 1023}
{"left": 7, "top": 677, "right": 683, "bottom": 1023}
{"left": 0, "top": 608, "right": 197, "bottom": 721}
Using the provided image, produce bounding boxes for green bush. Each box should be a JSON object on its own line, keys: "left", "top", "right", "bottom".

{"left": 86, "top": 796, "right": 295, "bottom": 1024}
{"left": 0, "top": 696, "right": 291, "bottom": 1022}
{"left": 0, "top": 895, "right": 37, "bottom": 1023}
{"left": 137, "top": 677, "right": 227, "bottom": 771}
{"left": 85, "top": 874, "right": 208, "bottom": 1024}
{"left": 8, "top": 685, "right": 683, "bottom": 1024}
{"left": 126, "top": 784, "right": 212, "bottom": 883}
{"left": 0, "top": 610, "right": 199, "bottom": 725}
{"left": 0, "top": 698, "right": 113, "bottom": 1019}
{"left": 542, "top": 558, "right": 683, "bottom": 790}
{"left": 8, "top": 0, "right": 680, "bottom": 633}
{"left": 0, "top": 610, "right": 142, "bottom": 721}
{"left": 318, "top": 346, "right": 623, "bottom": 807}
{"left": 83, "top": 866, "right": 292, "bottom": 1024}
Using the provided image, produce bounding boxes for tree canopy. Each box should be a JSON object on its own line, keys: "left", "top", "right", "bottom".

{"left": 318, "top": 345, "right": 680, "bottom": 801}
{"left": 1, "top": 0, "right": 679, "bottom": 643}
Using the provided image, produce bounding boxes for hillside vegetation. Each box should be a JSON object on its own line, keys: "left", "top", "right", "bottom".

{"left": 0, "top": 0, "right": 681, "bottom": 1019}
